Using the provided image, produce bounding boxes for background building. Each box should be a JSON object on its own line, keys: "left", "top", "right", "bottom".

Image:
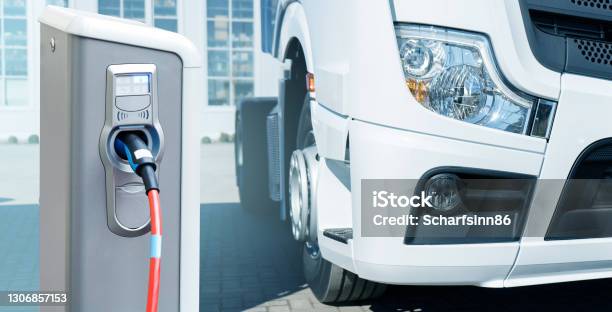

{"left": 0, "top": 0, "right": 279, "bottom": 142}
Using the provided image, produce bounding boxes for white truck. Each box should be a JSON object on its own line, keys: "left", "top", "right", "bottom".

{"left": 235, "top": 0, "right": 612, "bottom": 303}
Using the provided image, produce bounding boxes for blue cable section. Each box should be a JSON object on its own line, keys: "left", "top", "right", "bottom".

{"left": 115, "top": 138, "right": 139, "bottom": 171}
{"left": 150, "top": 234, "right": 162, "bottom": 259}
{"left": 124, "top": 145, "right": 138, "bottom": 171}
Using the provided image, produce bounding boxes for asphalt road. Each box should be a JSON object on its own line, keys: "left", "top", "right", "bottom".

{"left": 0, "top": 144, "right": 611, "bottom": 311}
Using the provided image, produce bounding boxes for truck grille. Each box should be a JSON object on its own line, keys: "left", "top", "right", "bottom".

{"left": 570, "top": 0, "right": 612, "bottom": 11}
{"left": 520, "top": 0, "right": 612, "bottom": 79}
{"left": 573, "top": 39, "right": 612, "bottom": 65}
{"left": 531, "top": 10, "right": 611, "bottom": 41}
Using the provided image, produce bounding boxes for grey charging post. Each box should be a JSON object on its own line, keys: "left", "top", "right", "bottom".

{"left": 39, "top": 6, "right": 201, "bottom": 312}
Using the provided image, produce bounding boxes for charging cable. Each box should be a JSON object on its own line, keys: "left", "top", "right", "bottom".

{"left": 115, "top": 132, "right": 162, "bottom": 312}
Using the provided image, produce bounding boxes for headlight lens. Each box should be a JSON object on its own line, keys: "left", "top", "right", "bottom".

{"left": 396, "top": 24, "right": 556, "bottom": 136}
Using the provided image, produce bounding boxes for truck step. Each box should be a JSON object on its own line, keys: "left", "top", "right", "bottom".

{"left": 323, "top": 228, "right": 353, "bottom": 244}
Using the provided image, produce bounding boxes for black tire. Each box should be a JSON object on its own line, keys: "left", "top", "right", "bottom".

{"left": 235, "top": 97, "right": 278, "bottom": 213}
{"left": 303, "top": 247, "right": 386, "bottom": 303}
{"left": 296, "top": 96, "right": 386, "bottom": 303}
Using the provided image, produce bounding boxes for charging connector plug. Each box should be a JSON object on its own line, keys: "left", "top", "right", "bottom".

{"left": 115, "top": 132, "right": 159, "bottom": 192}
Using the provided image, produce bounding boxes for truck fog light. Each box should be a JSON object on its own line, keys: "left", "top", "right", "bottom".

{"left": 424, "top": 174, "right": 462, "bottom": 212}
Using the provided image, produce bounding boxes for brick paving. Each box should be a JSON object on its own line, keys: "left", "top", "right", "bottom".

{"left": 200, "top": 202, "right": 376, "bottom": 312}
{"left": 0, "top": 144, "right": 610, "bottom": 312}
{"left": 0, "top": 204, "right": 39, "bottom": 312}
{"left": 198, "top": 200, "right": 612, "bottom": 312}
{"left": 199, "top": 202, "right": 295, "bottom": 311}
{"left": 200, "top": 143, "right": 612, "bottom": 312}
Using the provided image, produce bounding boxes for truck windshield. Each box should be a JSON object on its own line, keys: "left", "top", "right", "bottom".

{"left": 261, "top": 0, "right": 279, "bottom": 53}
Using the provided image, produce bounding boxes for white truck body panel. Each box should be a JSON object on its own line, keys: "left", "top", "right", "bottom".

{"left": 268, "top": 0, "right": 612, "bottom": 287}
{"left": 507, "top": 74, "right": 612, "bottom": 286}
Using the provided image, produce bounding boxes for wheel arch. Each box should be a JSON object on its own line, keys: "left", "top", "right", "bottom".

{"left": 274, "top": 4, "right": 315, "bottom": 220}
{"left": 276, "top": 3, "right": 350, "bottom": 162}
{"left": 276, "top": 2, "right": 314, "bottom": 73}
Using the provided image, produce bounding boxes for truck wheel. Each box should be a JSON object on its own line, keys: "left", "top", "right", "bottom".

{"left": 235, "top": 98, "right": 278, "bottom": 213}
{"left": 303, "top": 246, "right": 386, "bottom": 303}
{"left": 294, "top": 97, "right": 387, "bottom": 303}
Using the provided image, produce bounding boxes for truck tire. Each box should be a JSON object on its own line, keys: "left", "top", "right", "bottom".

{"left": 295, "top": 97, "right": 387, "bottom": 303}
{"left": 303, "top": 247, "right": 386, "bottom": 303}
{"left": 235, "top": 97, "right": 278, "bottom": 213}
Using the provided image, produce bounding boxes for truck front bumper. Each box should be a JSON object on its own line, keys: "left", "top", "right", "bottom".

{"left": 309, "top": 0, "right": 612, "bottom": 287}
{"left": 342, "top": 118, "right": 542, "bottom": 286}
{"left": 323, "top": 73, "right": 612, "bottom": 287}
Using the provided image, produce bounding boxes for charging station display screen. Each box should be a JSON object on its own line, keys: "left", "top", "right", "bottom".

{"left": 115, "top": 74, "right": 150, "bottom": 96}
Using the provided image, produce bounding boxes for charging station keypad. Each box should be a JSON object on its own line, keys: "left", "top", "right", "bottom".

{"left": 100, "top": 64, "right": 164, "bottom": 237}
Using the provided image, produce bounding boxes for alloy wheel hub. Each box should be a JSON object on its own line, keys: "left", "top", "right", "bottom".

{"left": 289, "top": 146, "right": 318, "bottom": 242}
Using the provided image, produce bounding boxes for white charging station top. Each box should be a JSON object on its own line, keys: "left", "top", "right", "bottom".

{"left": 39, "top": 6, "right": 201, "bottom": 68}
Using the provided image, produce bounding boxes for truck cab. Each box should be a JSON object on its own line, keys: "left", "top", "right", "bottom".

{"left": 235, "top": 0, "right": 612, "bottom": 303}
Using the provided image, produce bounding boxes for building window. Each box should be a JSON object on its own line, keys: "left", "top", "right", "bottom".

{"left": 99, "top": 0, "right": 144, "bottom": 21}
{"left": 154, "top": 0, "right": 177, "bottom": 32}
{"left": 124, "top": 0, "right": 145, "bottom": 21}
{"left": 99, "top": 0, "right": 121, "bottom": 16}
{"left": 207, "top": 0, "right": 228, "bottom": 19}
{"left": 1, "top": 0, "right": 28, "bottom": 106}
{"left": 206, "top": 0, "right": 254, "bottom": 106}
{"left": 260, "top": 0, "right": 278, "bottom": 53}
{"left": 46, "top": 0, "right": 69, "bottom": 7}
{"left": 98, "top": 0, "right": 178, "bottom": 31}
{"left": 231, "top": 0, "right": 252, "bottom": 19}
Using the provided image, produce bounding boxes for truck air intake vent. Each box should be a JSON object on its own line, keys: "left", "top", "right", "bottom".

{"left": 585, "top": 144, "right": 612, "bottom": 161}
{"left": 530, "top": 11, "right": 611, "bottom": 41}
{"left": 570, "top": 0, "right": 612, "bottom": 11}
{"left": 547, "top": 139, "right": 612, "bottom": 240}
{"left": 266, "top": 112, "right": 282, "bottom": 201}
{"left": 520, "top": 0, "right": 612, "bottom": 80}
{"left": 574, "top": 39, "right": 612, "bottom": 65}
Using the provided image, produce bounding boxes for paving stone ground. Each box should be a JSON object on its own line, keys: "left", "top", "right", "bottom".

{"left": 200, "top": 144, "right": 612, "bottom": 312}
{"left": 0, "top": 144, "right": 611, "bottom": 312}
{"left": 198, "top": 199, "right": 612, "bottom": 312}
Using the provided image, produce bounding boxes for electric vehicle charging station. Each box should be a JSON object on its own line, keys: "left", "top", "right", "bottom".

{"left": 38, "top": 6, "right": 201, "bottom": 312}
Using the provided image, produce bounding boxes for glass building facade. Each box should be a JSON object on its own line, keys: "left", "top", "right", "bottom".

{"left": 0, "top": 0, "right": 261, "bottom": 141}
{"left": 98, "top": 0, "right": 178, "bottom": 32}
{"left": 153, "top": 0, "right": 178, "bottom": 32}
{"left": 99, "top": 0, "right": 146, "bottom": 22}
{"left": 206, "top": 0, "right": 254, "bottom": 106}
{"left": 1, "top": 0, "right": 29, "bottom": 107}
{"left": 47, "top": 0, "right": 69, "bottom": 7}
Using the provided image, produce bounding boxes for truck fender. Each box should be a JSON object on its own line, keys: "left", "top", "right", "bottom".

{"left": 277, "top": 2, "right": 314, "bottom": 73}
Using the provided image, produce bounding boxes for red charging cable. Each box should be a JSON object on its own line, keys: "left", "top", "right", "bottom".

{"left": 146, "top": 189, "right": 162, "bottom": 312}
{"left": 116, "top": 132, "right": 163, "bottom": 312}
{"left": 116, "top": 132, "right": 163, "bottom": 311}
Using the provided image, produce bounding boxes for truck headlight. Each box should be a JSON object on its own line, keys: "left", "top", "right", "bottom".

{"left": 396, "top": 24, "right": 556, "bottom": 137}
